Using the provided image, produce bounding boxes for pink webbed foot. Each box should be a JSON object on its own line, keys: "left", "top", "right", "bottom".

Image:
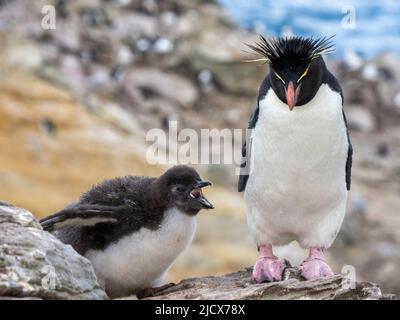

{"left": 252, "top": 257, "right": 286, "bottom": 283}
{"left": 300, "top": 247, "right": 334, "bottom": 280}
{"left": 300, "top": 258, "right": 334, "bottom": 280}
{"left": 252, "top": 245, "right": 286, "bottom": 283}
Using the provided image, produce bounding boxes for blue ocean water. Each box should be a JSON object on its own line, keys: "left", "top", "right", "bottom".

{"left": 218, "top": 0, "right": 400, "bottom": 58}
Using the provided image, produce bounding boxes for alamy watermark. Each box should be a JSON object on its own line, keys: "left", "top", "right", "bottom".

{"left": 341, "top": 265, "right": 356, "bottom": 289}
{"left": 41, "top": 5, "right": 56, "bottom": 30}
{"left": 41, "top": 265, "right": 59, "bottom": 290}
{"left": 145, "top": 121, "right": 252, "bottom": 175}
{"left": 341, "top": 5, "right": 356, "bottom": 30}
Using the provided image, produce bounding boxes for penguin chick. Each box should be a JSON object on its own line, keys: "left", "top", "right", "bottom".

{"left": 40, "top": 165, "right": 214, "bottom": 298}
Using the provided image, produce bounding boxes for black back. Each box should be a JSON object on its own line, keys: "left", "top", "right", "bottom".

{"left": 56, "top": 176, "right": 165, "bottom": 254}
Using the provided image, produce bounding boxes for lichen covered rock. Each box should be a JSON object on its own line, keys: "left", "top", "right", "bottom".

{"left": 0, "top": 201, "right": 108, "bottom": 300}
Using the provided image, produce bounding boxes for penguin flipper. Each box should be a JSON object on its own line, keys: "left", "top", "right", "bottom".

{"left": 238, "top": 76, "right": 270, "bottom": 192}
{"left": 40, "top": 203, "right": 128, "bottom": 232}
{"left": 238, "top": 142, "right": 250, "bottom": 192}
{"left": 342, "top": 110, "right": 353, "bottom": 191}
{"left": 326, "top": 72, "right": 352, "bottom": 190}
{"left": 238, "top": 105, "right": 259, "bottom": 192}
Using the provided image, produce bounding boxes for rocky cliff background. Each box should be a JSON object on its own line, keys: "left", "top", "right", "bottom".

{"left": 0, "top": 0, "right": 399, "bottom": 297}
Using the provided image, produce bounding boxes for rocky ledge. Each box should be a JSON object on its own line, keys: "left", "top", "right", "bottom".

{"left": 0, "top": 202, "right": 394, "bottom": 300}
{"left": 140, "top": 267, "right": 394, "bottom": 300}
{"left": 0, "top": 201, "right": 108, "bottom": 300}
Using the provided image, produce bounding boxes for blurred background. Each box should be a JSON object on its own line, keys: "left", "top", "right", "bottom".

{"left": 0, "top": 0, "right": 399, "bottom": 296}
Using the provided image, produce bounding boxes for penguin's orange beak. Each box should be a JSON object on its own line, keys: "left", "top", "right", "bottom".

{"left": 285, "top": 81, "right": 301, "bottom": 111}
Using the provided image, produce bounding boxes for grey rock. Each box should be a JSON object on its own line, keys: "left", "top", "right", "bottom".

{"left": 181, "top": 31, "right": 266, "bottom": 95}
{"left": 124, "top": 68, "right": 199, "bottom": 108}
{"left": 0, "top": 201, "right": 108, "bottom": 300}
{"left": 99, "top": 102, "right": 143, "bottom": 135}
{"left": 3, "top": 41, "right": 43, "bottom": 71}
{"left": 373, "top": 53, "right": 400, "bottom": 108}
{"left": 346, "top": 105, "right": 377, "bottom": 132}
{"left": 0, "top": 202, "right": 41, "bottom": 228}
{"left": 114, "top": 13, "right": 158, "bottom": 39}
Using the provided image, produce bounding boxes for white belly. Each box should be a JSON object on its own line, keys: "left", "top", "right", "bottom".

{"left": 245, "top": 84, "right": 348, "bottom": 248}
{"left": 85, "top": 208, "right": 196, "bottom": 298}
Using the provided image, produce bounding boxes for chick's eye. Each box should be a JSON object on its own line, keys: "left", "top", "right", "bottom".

{"left": 175, "top": 186, "right": 185, "bottom": 193}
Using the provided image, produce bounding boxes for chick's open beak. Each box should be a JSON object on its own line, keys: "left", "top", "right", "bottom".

{"left": 285, "top": 81, "right": 301, "bottom": 111}
{"left": 190, "top": 181, "right": 214, "bottom": 209}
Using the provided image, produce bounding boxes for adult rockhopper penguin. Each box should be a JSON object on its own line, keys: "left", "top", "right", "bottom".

{"left": 238, "top": 36, "right": 353, "bottom": 282}
{"left": 40, "top": 166, "right": 213, "bottom": 298}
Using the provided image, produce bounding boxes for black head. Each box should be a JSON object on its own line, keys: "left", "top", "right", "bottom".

{"left": 156, "top": 165, "right": 214, "bottom": 216}
{"left": 247, "top": 36, "right": 335, "bottom": 110}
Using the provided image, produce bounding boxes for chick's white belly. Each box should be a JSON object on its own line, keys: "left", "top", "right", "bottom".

{"left": 245, "top": 85, "right": 349, "bottom": 248}
{"left": 85, "top": 208, "right": 196, "bottom": 298}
